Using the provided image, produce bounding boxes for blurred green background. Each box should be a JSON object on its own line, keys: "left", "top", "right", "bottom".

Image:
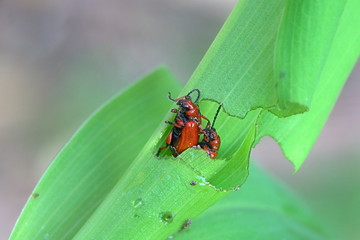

{"left": 0, "top": 0, "right": 359, "bottom": 239}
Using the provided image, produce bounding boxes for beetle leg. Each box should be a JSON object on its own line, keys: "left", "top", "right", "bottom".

{"left": 192, "top": 118, "right": 204, "bottom": 130}
{"left": 171, "top": 109, "right": 178, "bottom": 113}
{"left": 156, "top": 146, "right": 168, "bottom": 156}
{"left": 165, "top": 121, "right": 183, "bottom": 128}
{"left": 201, "top": 114, "right": 210, "bottom": 123}
{"left": 165, "top": 129, "right": 173, "bottom": 145}
{"left": 170, "top": 145, "right": 179, "bottom": 157}
{"left": 157, "top": 130, "right": 174, "bottom": 157}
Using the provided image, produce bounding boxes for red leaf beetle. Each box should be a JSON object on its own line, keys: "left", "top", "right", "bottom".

{"left": 198, "top": 105, "right": 222, "bottom": 159}
{"left": 157, "top": 89, "right": 207, "bottom": 157}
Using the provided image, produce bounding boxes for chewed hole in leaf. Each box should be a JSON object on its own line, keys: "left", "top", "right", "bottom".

{"left": 155, "top": 100, "right": 259, "bottom": 191}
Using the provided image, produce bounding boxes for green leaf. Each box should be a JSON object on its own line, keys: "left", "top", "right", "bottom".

{"left": 174, "top": 164, "right": 332, "bottom": 240}
{"left": 273, "top": 0, "right": 347, "bottom": 111}
{"left": 183, "top": 0, "right": 359, "bottom": 169}
{"left": 257, "top": 0, "right": 360, "bottom": 169}
{"left": 10, "top": 67, "right": 182, "bottom": 239}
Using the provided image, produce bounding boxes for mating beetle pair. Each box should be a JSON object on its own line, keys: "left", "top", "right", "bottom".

{"left": 157, "top": 89, "right": 221, "bottom": 159}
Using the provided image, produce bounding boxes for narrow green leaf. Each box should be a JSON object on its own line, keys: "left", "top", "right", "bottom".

{"left": 257, "top": 0, "right": 360, "bottom": 169}
{"left": 10, "top": 67, "right": 182, "bottom": 240}
{"left": 183, "top": 0, "right": 359, "bottom": 169}
{"left": 274, "top": 0, "right": 348, "bottom": 111}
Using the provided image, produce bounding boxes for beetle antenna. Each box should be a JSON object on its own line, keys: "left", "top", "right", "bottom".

{"left": 212, "top": 105, "right": 222, "bottom": 128}
{"left": 186, "top": 89, "right": 200, "bottom": 103}
{"left": 168, "top": 92, "right": 177, "bottom": 102}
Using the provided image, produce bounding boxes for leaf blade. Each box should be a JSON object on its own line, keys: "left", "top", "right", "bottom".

{"left": 174, "top": 164, "right": 333, "bottom": 240}
{"left": 257, "top": 0, "right": 360, "bottom": 169}
{"left": 10, "top": 67, "right": 182, "bottom": 240}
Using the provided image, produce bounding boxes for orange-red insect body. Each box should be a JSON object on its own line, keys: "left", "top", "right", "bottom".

{"left": 157, "top": 89, "right": 205, "bottom": 157}
{"left": 168, "top": 120, "right": 200, "bottom": 156}
{"left": 198, "top": 105, "right": 222, "bottom": 159}
{"left": 199, "top": 123, "right": 221, "bottom": 159}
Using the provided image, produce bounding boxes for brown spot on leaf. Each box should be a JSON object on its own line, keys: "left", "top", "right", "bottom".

{"left": 32, "top": 193, "right": 39, "bottom": 198}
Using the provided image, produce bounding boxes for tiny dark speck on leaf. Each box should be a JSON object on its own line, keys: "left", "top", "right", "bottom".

{"left": 32, "top": 193, "right": 39, "bottom": 198}
{"left": 279, "top": 71, "right": 286, "bottom": 79}
{"left": 179, "top": 219, "right": 192, "bottom": 232}
{"left": 189, "top": 181, "right": 197, "bottom": 186}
